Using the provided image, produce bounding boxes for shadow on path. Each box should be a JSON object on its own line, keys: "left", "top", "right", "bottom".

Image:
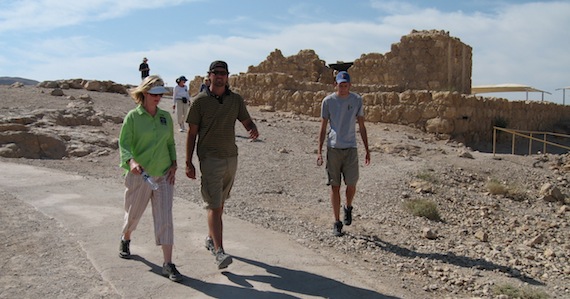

{"left": 231, "top": 256, "right": 400, "bottom": 299}
{"left": 353, "top": 234, "right": 544, "bottom": 286}
{"left": 130, "top": 255, "right": 298, "bottom": 298}
{"left": 130, "top": 254, "right": 399, "bottom": 298}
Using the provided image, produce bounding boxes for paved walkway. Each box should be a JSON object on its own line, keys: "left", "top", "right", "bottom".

{"left": 0, "top": 161, "right": 403, "bottom": 298}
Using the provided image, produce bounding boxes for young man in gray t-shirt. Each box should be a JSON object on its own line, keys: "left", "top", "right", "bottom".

{"left": 317, "top": 71, "right": 371, "bottom": 236}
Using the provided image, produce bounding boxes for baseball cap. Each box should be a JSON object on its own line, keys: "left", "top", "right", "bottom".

{"left": 335, "top": 71, "right": 351, "bottom": 84}
{"left": 209, "top": 60, "right": 229, "bottom": 72}
{"left": 148, "top": 85, "right": 168, "bottom": 94}
{"left": 176, "top": 76, "right": 187, "bottom": 83}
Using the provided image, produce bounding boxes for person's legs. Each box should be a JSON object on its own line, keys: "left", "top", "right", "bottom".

{"left": 200, "top": 157, "right": 225, "bottom": 247}
{"left": 343, "top": 185, "right": 356, "bottom": 225}
{"left": 161, "top": 243, "right": 181, "bottom": 282}
{"left": 175, "top": 101, "right": 185, "bottom": 131}
{"left": 209, "top": 206, "right": 231, "bottom": 269}
{"left": 345, "top": 185, "right": 356, "bottom": 207}
{"left": 208, "top": 206, "right": 224, "bottom": 251}
{"left": 330, "top": 185, "right": 344, "bottom": 236}
{"left": 200, "top": 157, "right": 236, "bottom": 268}
{"left": 148, "top": 177, "right": 181, "bottom": 281}
{"left": 326, "top": 148, "right": 345, "bottom": 236}
{"left": 120, "top": 172, "right": 152, "bottom": 258}
{"left": 182, "top": 102, "right": 189, "bottom": 125}
{"left": 342, "top": 148, "right": 359, "bottom": 226}
{"left": 122, "top": 172, "right": 152, "bottom": 239}
{"left": 162, "top": 244, "right": 173, "bottom": 262}
{"left": 149, "top": 175, "right": 174, "bottom": 262}
{"left": 330, "top": 185, "right": 342, "bottom": 222}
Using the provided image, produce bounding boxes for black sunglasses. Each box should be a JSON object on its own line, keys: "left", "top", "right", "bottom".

{"left": 209, "top": 70, "right": 229, "bottom": 76}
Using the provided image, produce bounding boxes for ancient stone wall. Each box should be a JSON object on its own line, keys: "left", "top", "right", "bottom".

{"left": 228, "top": 74, "right": 570, "bottom": 147}
{"left": 237, "top": 30, "right": 472, "bottom": 94}
{"left": 187, "top": 30, "right": 568, "bottom": 148}
{"left": 349, "top": 30, "right": 472, "bottom": 94}
{"left": 246, "top": 49, "right": 334, "bottom": 84}
{"left": 190, "top": 30, "right": 472, "bottom": 94}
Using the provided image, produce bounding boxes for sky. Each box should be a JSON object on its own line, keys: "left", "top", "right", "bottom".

{"left": 1, "top": 0, "right": 569, "bottom": 103}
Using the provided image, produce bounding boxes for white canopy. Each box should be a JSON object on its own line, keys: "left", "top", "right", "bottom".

{"left": 471, "top": 83, "right": 552, "bottom": 101}
{"left": 471, "top": 83, "right": 551, "bottom": 95}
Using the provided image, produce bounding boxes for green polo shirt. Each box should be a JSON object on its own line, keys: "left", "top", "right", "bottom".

{"left": 119, "top": 105, "right": 176, "bottom": 176}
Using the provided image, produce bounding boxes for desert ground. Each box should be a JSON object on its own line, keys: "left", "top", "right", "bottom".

{"left": 0, "top": 84, "right": 569, "bottom": 298}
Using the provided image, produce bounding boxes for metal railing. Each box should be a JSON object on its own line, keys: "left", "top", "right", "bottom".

{"left": 492, "top": 127, "right": 570, "bottom": 156}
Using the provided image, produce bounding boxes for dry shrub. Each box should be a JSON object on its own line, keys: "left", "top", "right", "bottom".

{"left": 487, "top": 179, "right": 508, "bottom": 195}
{"left": 492, "top": 284, "right": 549, "bottom": 299}
{"left": 403, "top": 199, "right": 441, "bottom": 221}
{"left": 415, "top": 169, "right": 438, "bottom": 184}
{"left": 505, "top": 185, "right": 529, "bottom": 202}
{"left": 487, "top": 179, "right": 529, "bottom": 201}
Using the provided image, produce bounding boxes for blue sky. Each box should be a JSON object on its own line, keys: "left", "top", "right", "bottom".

{"left": 1, "top": 0, "right": 569, "bottom": 103}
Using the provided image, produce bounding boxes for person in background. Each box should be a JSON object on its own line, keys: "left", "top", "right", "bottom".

{"left": 118, "top": 75, "right": 181, "bottom": 282}
{"left": 139, "top": 57, "right": 150, "bottom": 80}
{"left": 185, "top": 60, "right": 259, "bottom": 270}
{"left": 172, "top": 76, "right": 189, "bottom": 132}
{"left": 317, "top": 71, "right": 370, "bottom": 237}
{"left": 199, "top": 77, "right": 211, "bottom": 93}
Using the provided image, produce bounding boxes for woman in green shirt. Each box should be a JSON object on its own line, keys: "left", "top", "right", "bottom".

{"left": 117, "top": 75, "right": 181, "bottom": 282}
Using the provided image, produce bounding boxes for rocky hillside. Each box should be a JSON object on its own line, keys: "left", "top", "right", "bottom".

{"left": 0, "top": 76, "right": 39, "bottom": 85}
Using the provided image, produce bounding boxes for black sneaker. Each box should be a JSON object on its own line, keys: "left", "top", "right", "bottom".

{"left": 162, "top": 263, "right": 182, "bottom": 282}
{"left": 205, "top": 236, "right": 215, "bottom": 255}
{"left": 333, "top": 221, "right": 343, "bottom": 236}
{"left": 215, "top": 248, "right": 233, "bottom": 269}
{"left": 343, "top": 205, "right": 353, "bottom": 226}
{"left": 119, "top": 239, "right": 131, "bottom": 259}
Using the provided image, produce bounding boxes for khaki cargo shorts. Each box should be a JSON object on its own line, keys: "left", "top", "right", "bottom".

{"left": 326, "top": 147, "right": 359, "bottom": 186}
{"left": 199, "top": 156, "right": 238, "bottom": 209}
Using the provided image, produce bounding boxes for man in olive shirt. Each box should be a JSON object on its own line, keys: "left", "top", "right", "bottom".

{"left": 185, "top": 60, "right": 259, "bottom": 269}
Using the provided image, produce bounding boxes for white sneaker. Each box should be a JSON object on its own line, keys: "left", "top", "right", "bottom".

{"left": 215, "top": 248, "right": 232, "bottom": 269}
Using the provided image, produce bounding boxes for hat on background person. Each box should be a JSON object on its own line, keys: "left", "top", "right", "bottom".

{"left": 143, "top": 57, "right": 148, "bottom": 62}
{"left": 148, "top": 85, "right": 168, "bottom": 94}
{"left": 176, "top": 76, "right": 187, "bottom": 83}
{"left": 209, "top": 60, "right": 229, "bottom": 72}
{"left": 335, "top": 71, "right": 351, "bottom": 84}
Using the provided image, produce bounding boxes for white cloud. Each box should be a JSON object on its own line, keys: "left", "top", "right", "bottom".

{"left": 0, "top": 0, "right": 197, "bottom": 32}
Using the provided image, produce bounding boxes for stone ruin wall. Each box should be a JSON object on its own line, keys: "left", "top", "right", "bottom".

{"left": 188, "top": 30, "right": 570, "bottom": 147}
{"left": 349, "top": 30, "right": 472, "bottom": 94}
{"left": 228, "top": 75, "right": 570, "bottom": 146}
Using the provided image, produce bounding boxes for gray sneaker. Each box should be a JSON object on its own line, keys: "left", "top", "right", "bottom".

{"left": 162, "top": 263, "right": 182, "bottom": 282}
{"left": 205, "top": 237, "right": 215, "bottom": 255}
{"left": 215, "top": 249, "right": 233, "bottom": 269}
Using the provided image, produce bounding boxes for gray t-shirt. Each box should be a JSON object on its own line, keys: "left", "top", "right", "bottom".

{"left": 320, "top": 92, "right": 364, "bottom": 149}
